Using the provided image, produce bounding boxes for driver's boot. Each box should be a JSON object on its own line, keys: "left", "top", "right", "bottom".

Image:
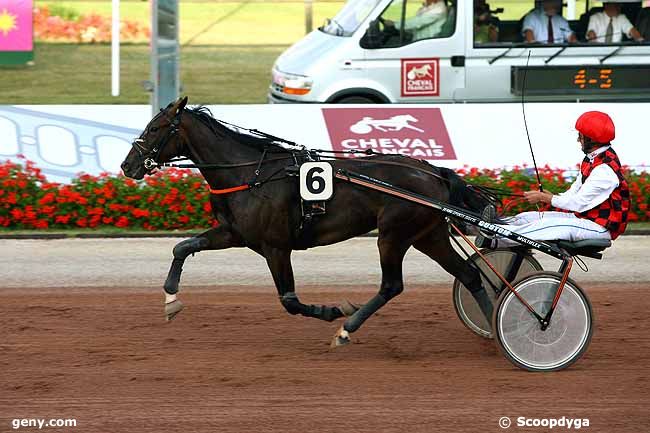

{"left": 475, "top": 204, "right": 497, "bottom": 249}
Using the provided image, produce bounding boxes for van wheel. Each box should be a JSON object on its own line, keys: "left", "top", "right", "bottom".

{"left": 335, "top": 95, "right": 377, "bottom": 104}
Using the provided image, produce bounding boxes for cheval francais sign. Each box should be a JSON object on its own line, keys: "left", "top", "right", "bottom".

{"left": 321, "top": 108, "right": 456, "bottom": 160}
{"left": 401, "top": 58, "right": 439, "bottom": 97}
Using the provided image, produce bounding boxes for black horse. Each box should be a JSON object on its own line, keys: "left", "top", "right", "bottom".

{"left": 121, "top": 97, "right": 496, "bottom": 347}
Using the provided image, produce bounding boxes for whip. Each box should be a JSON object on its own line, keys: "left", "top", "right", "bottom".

{"left": 521, "top": 50, "right": 544, "bottom": 193}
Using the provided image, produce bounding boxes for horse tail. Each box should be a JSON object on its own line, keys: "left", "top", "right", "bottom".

{"left": 437, "top": 167, "right": 501, "bottom": 217}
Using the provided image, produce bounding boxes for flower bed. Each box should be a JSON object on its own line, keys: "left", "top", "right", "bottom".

{"left": 0, "top": 159, "right": 211, "bottom": 230}
{"left": 34, "top": 5, "right": 149, "bottom": 43}
{"left": 0, "top": 159, "right": 648, "bottom": 230}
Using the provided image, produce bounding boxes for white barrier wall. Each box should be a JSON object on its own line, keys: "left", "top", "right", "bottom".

{"left": 0, "top": 103, "right": 647, "bottom": 182}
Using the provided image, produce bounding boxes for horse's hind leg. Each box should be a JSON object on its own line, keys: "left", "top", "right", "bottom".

{"left": 163, "top": 225, "right": 242, "bottom": 321}
{"left": 264, "top": 247, "right": 345, "bottom": 322}
{"left": 413, "top": 232, "right": 494, "bottom": 326}
{"left": 331, "top": 235, "right": 409, "bottom": 347}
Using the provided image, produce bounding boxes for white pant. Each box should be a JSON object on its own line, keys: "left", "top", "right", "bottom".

{"left": 496, "top": 211, "right": 611, "bottom": 247}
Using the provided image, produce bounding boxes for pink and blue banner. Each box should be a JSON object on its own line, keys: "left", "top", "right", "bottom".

{"left": 0, "top": 0, "right": 33, "bottom": 64}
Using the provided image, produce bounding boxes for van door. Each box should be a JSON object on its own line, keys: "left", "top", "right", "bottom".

{"left": 359, "top": 0, "right": 466, "bottom": 102}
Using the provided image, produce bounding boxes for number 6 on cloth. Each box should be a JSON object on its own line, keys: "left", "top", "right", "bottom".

{"left": 299, "top": 162, "right": 334, "bottom": 201}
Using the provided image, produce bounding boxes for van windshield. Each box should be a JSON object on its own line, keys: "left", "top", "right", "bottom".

{"left": 321, "top": 0, "right": 383, "bottom": 36}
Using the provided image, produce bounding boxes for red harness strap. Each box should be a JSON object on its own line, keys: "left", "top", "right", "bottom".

{"left": 209, "top": 184, "right": 250, "bottom": 195}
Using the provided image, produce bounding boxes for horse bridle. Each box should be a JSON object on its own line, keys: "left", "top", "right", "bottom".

{"left": 132, "top": 109, "right": 183, "bottom": 172}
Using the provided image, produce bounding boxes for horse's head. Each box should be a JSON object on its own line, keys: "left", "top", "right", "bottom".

{"left": 121, "top": 96, "right": 188, "bottom": 180}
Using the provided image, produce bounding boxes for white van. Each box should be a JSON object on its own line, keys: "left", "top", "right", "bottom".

{"left": 269, "top": 0, "right": 650, "bottom": 103}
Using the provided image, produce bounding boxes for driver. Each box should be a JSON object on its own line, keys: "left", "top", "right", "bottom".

{"left": 476, "top": 111, "right": 630, "bottom": 248}
{"left": 384, "top": 0, "right": 448, "bottom": 41}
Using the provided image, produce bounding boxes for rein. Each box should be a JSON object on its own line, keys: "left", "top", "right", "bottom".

{"left": 159, "top": 154, "right": 296, "bottom": 170}
{"left": 209, "top": 184, "right": 251, "bottom": 195}
{"left": 138, "top": 113, "right": 518, "bottom": 203}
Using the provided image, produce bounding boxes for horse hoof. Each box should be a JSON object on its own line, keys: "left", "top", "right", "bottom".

{"left": 330, "top": 327, "right": 351, "bottom": 348}
{"left": 339, "top": 300, "right": 361, "bottom": 317}
{"left": 165, "top": 300, "right": 184, "bottom": 322}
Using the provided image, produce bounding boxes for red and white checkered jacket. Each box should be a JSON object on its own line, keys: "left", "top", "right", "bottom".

{"left": 574, "top": 148, "right": 630, "bottom": 240}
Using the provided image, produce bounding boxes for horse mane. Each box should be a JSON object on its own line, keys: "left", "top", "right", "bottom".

{"left": 185, "top": 106, "right": 289, "bottom": 153}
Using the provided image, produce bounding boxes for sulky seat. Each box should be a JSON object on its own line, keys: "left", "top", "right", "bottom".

{"left": 551, "top": 239, "right": 612, "bottom": 260}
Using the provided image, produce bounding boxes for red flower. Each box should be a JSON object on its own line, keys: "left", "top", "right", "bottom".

{"left": 89, "top": 215, "right": 102, "bottom": 227}
{"left": 131, "top": 208, "right": 150, "bottom": 218}
{"left": 39, "top": 205, "right": 56, "bottom": 215}
{"left": 33, "top": 219, "right": 49, "bottom": 229}
{"left": 108, "top": 203, "right": 130, "bottom": 212}
{"left": 10, "top": 208, "right": 24, "bottom": 221}
{"left": 39, "top": 192, "right": 56, "bottom": 205}
{"left": 115, "top": 216, "right": 130, "bottom": 228}
{"left": 55, "top": 215, "right": 71, "bottom": 224}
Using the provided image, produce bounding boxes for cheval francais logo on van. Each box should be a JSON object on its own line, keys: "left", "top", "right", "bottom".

{"left": 321, "top": 108, "right": 456, "bottom": 160}
{"left": 401, "top": 58, "right": 439, "bottom": 97}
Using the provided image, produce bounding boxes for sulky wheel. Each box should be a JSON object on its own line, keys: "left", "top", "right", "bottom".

{"left": 493, "top": 271, "right": 594, "bottom": 372}
{"left": 453, "top": 249, "right": 542, "bottom": 339}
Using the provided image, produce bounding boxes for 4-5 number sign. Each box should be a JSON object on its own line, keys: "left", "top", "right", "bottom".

{"left": 299, "top": 162, "right": 333, "bottom": 201}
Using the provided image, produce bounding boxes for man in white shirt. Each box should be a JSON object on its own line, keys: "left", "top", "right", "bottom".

{"left": 587, "top": 2, "right": 644, "bottom": 43}
{"left": 477, "top": 111, "right": 630, "bottom": 248}
{"left": 522, "top": 0, "right": 577, "bottom": 44}
{"left": 385, "top": 0, "right": 448, "bottom": 41}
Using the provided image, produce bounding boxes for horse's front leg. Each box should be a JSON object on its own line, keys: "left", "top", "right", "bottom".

{"left": 264, "top": 247, "right": 345, "bottom": 322}
{"left": 163, "top": 225, "right": 242, "bottom": 321}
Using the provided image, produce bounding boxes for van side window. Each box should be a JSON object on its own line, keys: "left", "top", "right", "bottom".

{"left": 474, "top": 0, "right": 501, "bottom": 44}
{"left": 474, "top": 0, "right": 646, "bottom": 47}
{"left": 361, "top": 0, "right": 456, "bottom": 49}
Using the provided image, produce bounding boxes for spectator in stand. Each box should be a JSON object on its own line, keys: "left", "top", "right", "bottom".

{"left": 587, "top": 2, "right": 644, "bottom": 43}
{"left": 522, "top": 0, "right": 577, "bottom": 44}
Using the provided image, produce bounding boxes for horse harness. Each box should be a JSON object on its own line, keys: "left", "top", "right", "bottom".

{"left": 133, "top": 116, "right": 508, "bottom": 248}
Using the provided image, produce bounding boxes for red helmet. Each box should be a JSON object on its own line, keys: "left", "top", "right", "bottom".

{"left": 575, "top": 111, "right": 615, "bottom": 143}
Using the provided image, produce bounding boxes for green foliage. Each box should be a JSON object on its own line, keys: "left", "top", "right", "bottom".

{"left": 47, "top": 3, "right": 81, "bottom": 21}
{"left": 0, "top": 44, "right": 284, "bottom": 104}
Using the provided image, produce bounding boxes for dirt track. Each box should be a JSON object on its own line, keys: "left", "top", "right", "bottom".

{"left": 2, "top": 284, "right": 649, "bottom": 433}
